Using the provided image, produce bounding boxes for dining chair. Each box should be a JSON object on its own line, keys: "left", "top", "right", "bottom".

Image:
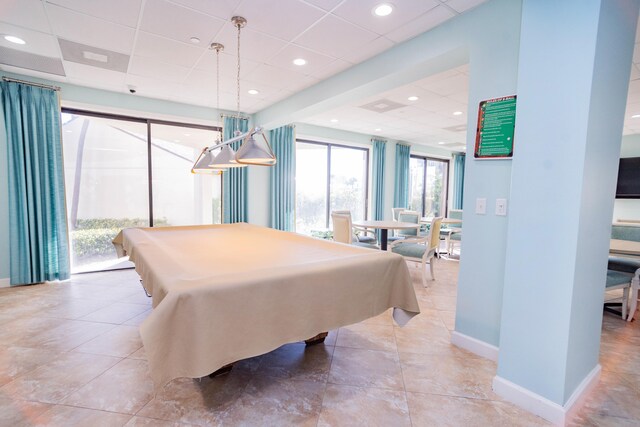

{"left": 331, "top": 210, "right": 377, "bottom": 244}
{"left": 394, "top": 210, "right": 420, "bottom": 240}
{"left": 389, "top": 217, "right": 443, "bottom": 287}
{"left": 444, "top": 209, "right": 463, "bottom": 256}
{"left": 331, "top": 212, "right": 379, "bottom": 249}
{"left": 607, "top": 257, "right": 640, "bottom": 321}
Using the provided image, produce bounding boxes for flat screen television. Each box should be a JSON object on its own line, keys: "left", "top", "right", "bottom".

{"left": 616, "top": 157, "right": 640, "bottom": 199}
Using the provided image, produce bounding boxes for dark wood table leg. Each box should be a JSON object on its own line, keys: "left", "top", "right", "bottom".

{"left": 304, "top": 332, "right": 328, "bottom": 345}
{"left": 380, "top": 229, "right": 388, "bottom": 251}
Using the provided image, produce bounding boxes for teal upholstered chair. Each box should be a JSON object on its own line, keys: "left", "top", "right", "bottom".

{"left": 390, "top": 217, "right": 443, "bottom": 287}
{"left": 607, "top": 257, "right": 640, "bottom": 321}
{"left": 442, "top": 209, "right": 463, "bottom": 256}
{"left": 395, "top": 210, "right": 420, "bottom": 239}
{"left": 331, "top": 212, "right": 379, "bottom": 250}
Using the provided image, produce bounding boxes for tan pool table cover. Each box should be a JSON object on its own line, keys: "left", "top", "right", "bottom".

{"left": 113, "top": 223, "right": 420, "bottom": 387}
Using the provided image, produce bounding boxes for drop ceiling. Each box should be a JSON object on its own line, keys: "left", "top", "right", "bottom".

{"left": 1, "top": 0, "right": 640, "bottom": 152}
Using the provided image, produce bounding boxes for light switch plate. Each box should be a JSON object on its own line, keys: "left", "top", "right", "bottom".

{"left": 496, "top": 198, "right": 507, "bottom": 216}
{"left": 476, "top": 198, "right": 487, "bottom": 214}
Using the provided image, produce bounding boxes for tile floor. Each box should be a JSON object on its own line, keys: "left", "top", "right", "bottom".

{"left": 0, "top": 259, "right": 638, "bottom": 426}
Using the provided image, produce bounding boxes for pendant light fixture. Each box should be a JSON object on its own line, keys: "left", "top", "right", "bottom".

{"left": 192, "top": 42, "right": 225, "bottom": 174}
{"left": 191, "top": 16, "right": 276, "bottom": 172}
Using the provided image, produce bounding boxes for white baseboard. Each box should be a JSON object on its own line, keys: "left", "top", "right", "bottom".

{"left": 451, "top": 330, "right": 499, "bottom": 361}
{"left": 493, "top": 364, "right": 601, "bottom": 426}
{"left": 0, "top": 278, "right": 9, "bottom": 288}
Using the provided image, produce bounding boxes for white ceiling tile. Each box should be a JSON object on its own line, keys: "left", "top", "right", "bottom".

{"left": 338, "top": 35, "right": 394, "bottom": 64}
{"left": 128, "top": 55, "right": 191, "bottom": 82}
{"left": 140, "top": 0, "right": 225, "bottom": 45}
{"left": 310, "top": 58, "right": 352, "bottom": 79}
{"left": 194, "top": 50, "right": 260, "bottom": 81}
{"left": 446, "top": 0, "right": 487, "bottom": 14}
{"left": 296, "top": 15, "right": 379, "bottom": 59}
{"left": 245, "top": 63, "right": 311, "bottom": 89}
{"left": 63, "top": 60, "right": 127, "bottom": 87}
{"left": 134, "top": 31, "right": 203, "bottom": 68}
{"left": 46, "top": 4, "right": 136, "bottom": 54}
{"left": 167, "top": 0, "right": 243, "bottom": 20}
{"left": 333, "top": 0, "right": 439, "bottom": 36}
{"left": 233, "top": 0, "right": 326, "bottom": 42}
{"left": 0, "top": 0, "right": 51, "bottom": 33}
{"left": 385, "top": 5, "right": 456, "bottom": 43}
{"left": 0, "top": 23, "right": 60, "bottom": 57}
{"left": 302, "top": 0, "right": 343, "bottom": 11}
{"left": 422, "top": 74, "right": 469, "bottom": 96}
{"left": 45, "top": 0, "right": 143, "bottom": 28}
{"left": 267, "top": 44, "right": 335, "bottom": 74}
{"left": 212, "top": 24, "right": 288, "bottom": 63}
{"left": 125, "top": 74, "right": 182, "bottom": 99}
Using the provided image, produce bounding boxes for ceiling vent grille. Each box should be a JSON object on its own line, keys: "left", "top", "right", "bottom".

{"left": 58, "top": 39, "right": 129, "bottom": 72}
{"left": 0, "top": 47, "right": 65, "bottom": 76}
{"left": 359, "top": 99, "right": 406, "bottom": 113}
{"left": 443, "top": 124, "right": 468, "bottom": 132}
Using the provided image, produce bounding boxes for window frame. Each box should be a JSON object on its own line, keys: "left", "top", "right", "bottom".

{"left": 409, "top": 154, "right": 450, "bottom": 218}
{"left": 62, "top": 107, "right": 222, "bottom": 227}
{"left": 296, "top": 138, "right": 370, "bottom": 229}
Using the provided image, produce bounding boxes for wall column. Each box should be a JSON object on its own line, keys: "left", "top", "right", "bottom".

{"left": 495, "top": 0, "right": 639, "bottom": 424}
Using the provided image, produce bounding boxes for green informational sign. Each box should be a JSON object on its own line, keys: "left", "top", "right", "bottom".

{"left": 474, "top": 95, "right": 517, "bottom": 159}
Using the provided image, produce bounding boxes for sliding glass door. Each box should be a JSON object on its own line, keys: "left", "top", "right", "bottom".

{"left": 61, "top": 110, "right": 221, "bottom": 273}
{"left": 409, "top": 155, "right": 449, "bottom": 217}
{"left": 295, "top": 140, "right": 369, "bottom": 235}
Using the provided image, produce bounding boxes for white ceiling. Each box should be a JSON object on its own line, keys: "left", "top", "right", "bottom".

{"left": 1, "top": 0, "right": 640, "bottom": 152}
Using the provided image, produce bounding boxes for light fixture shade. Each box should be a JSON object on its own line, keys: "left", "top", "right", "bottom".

{"left": 192, "top": 150, "right": 220, "bottom": 174}
{"left": 235, "top": 133, "right": 277, "bottom": 166}
{"left": 210, "top": 145, "right": 247, "bottom": 168}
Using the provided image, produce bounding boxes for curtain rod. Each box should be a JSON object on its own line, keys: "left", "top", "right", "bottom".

{"left": 2, "top": 76, "right": 61, "bottom": 91}
{"left": 219, "top": 113, "right": 250, "bottom": 120}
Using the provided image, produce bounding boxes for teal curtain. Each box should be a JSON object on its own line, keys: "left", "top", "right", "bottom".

{"left": 222, "top": 116, "right": 249, "bottom": 223}
{"left": 371, "top": 139, "right": 386, "bottom": 240}
{"left": 1, "top": 81, "right": 70, "bottom": 285}
{"left": 453, "top": 153, "right": 466, "bottom": 209}
{"left": 393, "top": 143, "right": 411, "bottom": 209}
{"left": 269, "top": 125, "right": 295, "bottom": 231}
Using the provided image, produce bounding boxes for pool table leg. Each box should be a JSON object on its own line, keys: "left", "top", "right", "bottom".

{"left": 304, "top": 332, "right": 328, "bottom": 345}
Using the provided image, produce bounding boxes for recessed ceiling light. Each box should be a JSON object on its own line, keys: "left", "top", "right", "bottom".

{"left": 4, "top": 35, "right": 26, "bottom": 45}
{"left": 632, "top": 114, "right": 640, "bottom": 118}
{"left": 453, "top": 111, "right": 463, "bottom": 116}
{"left": 375, "top": 128, "right": 382, "bottom": 131}
{"left": 293, "top": 58, "right": 307, "bottom": 66}
{"left": 407, "top": 96, "right": 419, "bottom": 101}
{"left": 438, "top": 141, "right": 446, "bottom": 145}
{"left": 330, "top": 119, "right": 338, "bottom": 123}
{"left": 184, "top": 133, "right": 191, "bottom": 137}
{"left": 373, "top": 3, "right": 393, "bottom": 17}
{"left": 248, "top": 89, "right": 259, "bottom": 95}
{"left": 190, "top": 37, "right": 200, "bottom": 44}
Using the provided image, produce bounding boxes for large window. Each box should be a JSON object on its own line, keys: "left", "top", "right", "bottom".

{"left": 62, "top": 109, "right": 221, "bottom": 273}
{"left": 409, "top": 155, "right": 449, "bottom": 217}
{"left": 296, "top": 140, "right": 369, "bottom": 235}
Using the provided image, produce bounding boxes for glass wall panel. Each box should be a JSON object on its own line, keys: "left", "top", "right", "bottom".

{"left": 295, "top": 142, "right": 328, "bottom": 235}
{"left": 329, "top": 146, "right": 368, "bottom": 222}
{"left": 62, "top": 113, "right": 148, "bottom": 273}
{"left": 409, "top": 155, "right": 449, "bottom": 217}
{"left": 409, "top": 157, "right": 425, "bottom": 214}
{"left": 151, "top": 124, "right": 222, "bottom": 226}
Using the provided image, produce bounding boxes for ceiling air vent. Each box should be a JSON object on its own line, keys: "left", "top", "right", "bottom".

{"left": 443, "top": 124, "right": 468, "bottom": 132}
{"left": 359, "top": 99, "right": 406, "bottom": 113}
{"left": 0, "top": 46, "right": 65, "bottom": 76}
{"left": 58, "top": 39, "right": 129, "bottom": 72}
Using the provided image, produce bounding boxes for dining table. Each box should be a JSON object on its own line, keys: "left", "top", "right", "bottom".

{"left": 420, "top": 217, "right": 463, "bottom": 225}
{"left": 351, "top": 220, "right": 420, "bottom": 250}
